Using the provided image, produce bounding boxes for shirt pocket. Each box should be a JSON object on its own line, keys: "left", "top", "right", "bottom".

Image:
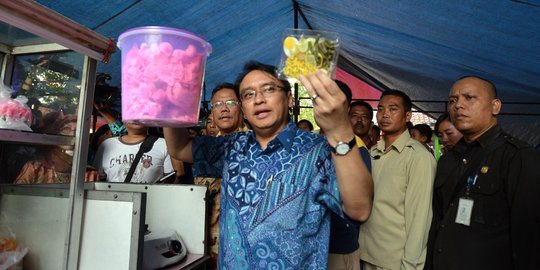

{"left": 468, "top": 169, "right": 509, "bottom": 227}
{"left": 252, "top": 179, "right": 318, "bottom": 229}
{"left": 469, "top": 170, "right": 500, "bottom": 195}
{"left": 262, "top": 179, "right": 307, "bottom": 210}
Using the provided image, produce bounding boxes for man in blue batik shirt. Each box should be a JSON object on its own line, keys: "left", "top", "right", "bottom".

{"left": 164, "top": 62, "right": 373, "bottom": 269}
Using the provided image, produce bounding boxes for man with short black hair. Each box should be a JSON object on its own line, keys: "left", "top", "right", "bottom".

{"left": 164, "top": 62, "right": 373, "bottom": 269}
{"left": 205, "top": 114, "right": 219, "bottom": 137}
{"left": 210, "top": 82, "right": 245, "bottom": 135}
{"left": 359, "top": 89, "right": 436, "bottom": 270}
{"left": 349, "top": 100, "right": 374, "bottom": 148}
{"left": 425, "top": 76, "right": 540, "bottom": 270}
{"left": 199, "top": 82, "right": 248, "bottom": 267}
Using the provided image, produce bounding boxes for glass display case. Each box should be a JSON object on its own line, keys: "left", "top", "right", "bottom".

{"left": 1, "top": 47, "right": 86, "bottom": 184}
{"left": 0, "top": 1, "right": 114, "bottom": 269}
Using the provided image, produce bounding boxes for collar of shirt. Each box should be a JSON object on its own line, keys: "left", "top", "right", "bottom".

{"left": 355, "top": 135, "right": 367, "bottom": 149}
{"left": 247, "top": 119, "right": 296, "bottom": 153}
{"left": 454, "top": 125, "right": 502, "bottom": 154}
{"left": 372, "top": 129, "right": 413, "bottom": 156}
{"left": 216, "top": 123, "right": 251, "bottom": 137}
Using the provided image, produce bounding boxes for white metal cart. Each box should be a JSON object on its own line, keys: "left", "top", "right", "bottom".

{"left": 0, "top": 1, "right": 208, "bottom": 269}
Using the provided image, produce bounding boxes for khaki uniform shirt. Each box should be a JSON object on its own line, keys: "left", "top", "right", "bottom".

{"left": 359, "top": 130, "right": 436, "bottom": 270}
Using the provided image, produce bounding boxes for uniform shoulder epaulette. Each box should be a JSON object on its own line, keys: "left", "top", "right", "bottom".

{"left": 502, "top": 134, "right": 531, "bottom": 149}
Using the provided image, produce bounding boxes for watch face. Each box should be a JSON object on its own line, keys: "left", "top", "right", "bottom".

{"left": 336, "top": 143, "right": 350, "bottom": 155}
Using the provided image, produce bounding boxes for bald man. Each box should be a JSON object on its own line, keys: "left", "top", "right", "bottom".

{"left": 425, "top": 76, "right": 540, "bottom": 270}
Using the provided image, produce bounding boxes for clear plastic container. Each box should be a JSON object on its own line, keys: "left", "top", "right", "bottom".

{"left": 278, "top": 28, "right": 340, "bottom": 83}
{"left": 118, "top": 26, "right": 212, "bottom": 127}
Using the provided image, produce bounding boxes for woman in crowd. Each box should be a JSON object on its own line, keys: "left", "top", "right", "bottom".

{"left": 434, "top": 112, "right": 463, "bottom": 151}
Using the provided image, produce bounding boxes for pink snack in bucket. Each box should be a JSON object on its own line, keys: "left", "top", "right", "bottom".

{"left": 118, "top": 27, "right": 212, "bottom": 127}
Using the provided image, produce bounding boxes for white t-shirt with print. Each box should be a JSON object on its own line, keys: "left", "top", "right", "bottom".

{"left": 94, "top": 136, "right": 173, "bottom": 183}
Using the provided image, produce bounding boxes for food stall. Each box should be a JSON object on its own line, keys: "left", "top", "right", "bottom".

{"left": 0, "top": 1, "right": 208, "bottom": 269}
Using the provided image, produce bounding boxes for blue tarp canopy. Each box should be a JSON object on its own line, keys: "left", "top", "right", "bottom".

{"left": 35, "top": 0, "right": 540, "bottom": 145}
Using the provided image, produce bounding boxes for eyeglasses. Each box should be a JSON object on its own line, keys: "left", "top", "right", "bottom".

{"left": 212, "top": 100, "right": 239, "bottom": 109}
{"left": 241, "top": 83, "right": 286, "bottom": 101}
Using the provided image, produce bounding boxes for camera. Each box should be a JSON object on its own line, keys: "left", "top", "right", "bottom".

{"left": 188, "top": 105, "right": 211, "bottom": 131}
{"left": 94, "top": 73, "right": 121, "bottom": 104}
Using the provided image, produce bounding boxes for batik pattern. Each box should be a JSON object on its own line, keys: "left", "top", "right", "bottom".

{"left": 193, "top": 120, "right": 344, "bottom": 269}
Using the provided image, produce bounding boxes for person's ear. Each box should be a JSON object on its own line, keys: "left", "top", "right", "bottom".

{"left": 491, "top": 98, "right": 501, "bottom": 116}
{"left": 405, "top": 111, "right": 412, "bottom": 122}
{"left": 287, "top": 91, "right": 293, "bottom": 108}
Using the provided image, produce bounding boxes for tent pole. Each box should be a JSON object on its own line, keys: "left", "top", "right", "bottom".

{"left": 291, "top": 0, "right": 317, "bottom": 125}
{"left": 293, "top": 1, "right": 299, "bottom": 124}
{"left": 293, "top": 84, "right": 299, "bottom": 124}
{"left": 292, "top": 0, "right": 313, "bottom": 30}
{"left": 294, "top": 1, "right": 298, "bottom": 28}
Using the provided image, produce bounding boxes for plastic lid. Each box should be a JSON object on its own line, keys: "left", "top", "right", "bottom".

{"left": 118, "top": 26, "right": 212, "bottom": 55}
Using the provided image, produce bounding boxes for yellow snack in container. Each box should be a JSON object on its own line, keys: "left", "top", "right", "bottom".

{"left": 278, "top": 29, "right": 340, "bottom": 83}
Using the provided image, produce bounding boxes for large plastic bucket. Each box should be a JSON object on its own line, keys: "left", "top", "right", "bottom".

{"left": 118, "top": 26, "right": 212, "bottom": 127}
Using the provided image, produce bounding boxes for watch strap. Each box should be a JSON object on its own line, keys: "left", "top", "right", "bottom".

{"left": 329, "top": 137, "right": 356, "bottom": 154}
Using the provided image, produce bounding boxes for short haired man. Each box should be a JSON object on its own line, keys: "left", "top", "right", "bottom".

{"left": 359, "top": 90, "right": 436, "bottom": 270}
{"left": 164, "top": 62, "right": 373, "bottom": 269}
{"left": 210, "top": 82, "right": 245, "bottom": 135}
{"left": 297, "top": 119, "right": 314, "bottom": 131}
{"left": 200, "top": 82, "right": 246, "bottom": 267}
{"left": 205, "top": 114, "right": 219, "bottom": 137}
{"left": 425, "top": 76, "right": 540, "bottom": 270}
{"left": 349, "top": 100, "right": 375, "bottom": 148}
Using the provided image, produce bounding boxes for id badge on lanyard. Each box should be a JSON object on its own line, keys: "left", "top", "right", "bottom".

{"left": 455, "top": 174, "right": 477, "bottom": 226}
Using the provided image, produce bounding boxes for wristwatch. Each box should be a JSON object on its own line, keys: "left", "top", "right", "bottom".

{"left": 329, "top": 137, "right": 356, "bottom": 156}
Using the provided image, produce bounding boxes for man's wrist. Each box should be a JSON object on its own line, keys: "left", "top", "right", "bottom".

{"left": 324, "top": 126, "right": 355, "bottom": 146}
{"left": 328, "top": 137, "right": 356, "bottom": 155}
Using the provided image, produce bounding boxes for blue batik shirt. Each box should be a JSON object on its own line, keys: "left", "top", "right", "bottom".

{"left": 192, "top": 120, "right": 346, "bottom": 269}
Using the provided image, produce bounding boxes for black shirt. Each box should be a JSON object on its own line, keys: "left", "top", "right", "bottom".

{"left": 425, "top": 125, "right": 540, "bottom": 270}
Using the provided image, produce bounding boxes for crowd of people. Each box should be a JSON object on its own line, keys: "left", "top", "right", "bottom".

{"left": 10, "top": 60, "right": 540, "bottom": 270}
{"left": 165, "top": 65, "right": 539, "bottom": 270}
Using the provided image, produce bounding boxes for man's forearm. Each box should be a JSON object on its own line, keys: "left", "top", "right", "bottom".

{"left": 296, "top": 70, "right": 373, "bottom": 221}
{"left": 333, "top": 146, "right": 373, "bottom": 222}
{"left": 100, "top": 110, "right": 117, "bottom": 124}
{"left": 163, "top": 127, "right": 194, "bottom": 163}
